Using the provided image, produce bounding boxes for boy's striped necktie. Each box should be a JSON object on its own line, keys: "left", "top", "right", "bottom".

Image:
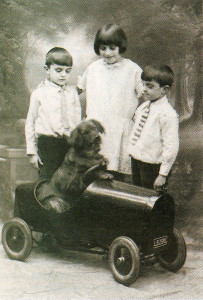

{"left": 130, "top": 101, "right": 151, "bottom": 144}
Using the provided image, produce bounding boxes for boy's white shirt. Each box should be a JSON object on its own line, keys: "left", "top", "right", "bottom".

{"left": 128, "top": 96, "right": 179, "bottom": 176}
{"left": 25, "top": 79, "right": 81, "bottom": 155}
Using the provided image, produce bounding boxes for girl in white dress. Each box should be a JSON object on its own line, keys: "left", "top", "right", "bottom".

{"left": 77, "top": 24, "right": 143, "bottom": 173}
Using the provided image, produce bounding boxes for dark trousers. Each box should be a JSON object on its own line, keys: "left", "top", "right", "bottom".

{"left": 131, "top": 157, "right": 161, "bottom": 189}
{"left": 38, "top": 135, "right": 69, "bottom": 180}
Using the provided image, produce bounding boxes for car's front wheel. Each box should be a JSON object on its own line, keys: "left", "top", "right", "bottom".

{"left": 109, "top": 236, "right": 140, "bottom": 286}
{"left": 156, "top": 228, "right": 186, "bottom": 272}
{"left": 2, "top": 217, "right": 32, "bottom": 261}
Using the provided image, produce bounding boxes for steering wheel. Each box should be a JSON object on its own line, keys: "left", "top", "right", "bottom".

{"left": 82, "top": 164, "right": 102, "bottom": 178}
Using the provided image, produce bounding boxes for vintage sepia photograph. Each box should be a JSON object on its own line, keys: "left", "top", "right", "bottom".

{"left": 0, "top": 0, "right": 202, "bottom": 299}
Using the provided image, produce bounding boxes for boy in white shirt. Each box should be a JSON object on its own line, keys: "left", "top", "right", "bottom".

{"left": 25, "top": 47, "right": 81, "bottom": 180}
{"left": 128, "top": 65, "right": 179, "bottom": 191}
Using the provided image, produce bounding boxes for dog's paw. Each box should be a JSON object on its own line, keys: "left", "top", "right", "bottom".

{"left": 98, "top": 171, "right": 114, "bottom": 180}
{"left": 100, "top": 158, "right": 109, "bottom": 169}
{"left": 44, "top": 198, "right": 70, "bottom": 213}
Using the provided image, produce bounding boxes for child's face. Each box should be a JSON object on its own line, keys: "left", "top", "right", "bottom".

{"left": 142, "top": 80, "right": 167, "bottom": 101}
{"left": 45, "top": 63, "right": 72, "bottom": 86}
{"left": 99, "top": 44, "right": 121, "bottom": 64}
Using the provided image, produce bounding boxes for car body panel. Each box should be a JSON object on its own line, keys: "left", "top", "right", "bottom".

{"left": 14, "top": 178, "right": 175, "bottom": 254}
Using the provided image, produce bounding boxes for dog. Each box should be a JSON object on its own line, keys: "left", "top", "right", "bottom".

{"left": 36, "top": 119, "right": 113, "bottom": 213}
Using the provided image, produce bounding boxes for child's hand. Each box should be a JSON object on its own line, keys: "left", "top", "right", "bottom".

{"left": 153, "top": 175, "right": 167, "bottom": 192}
{"left": 29, "top": 154, "right": 43, "bottom": 170}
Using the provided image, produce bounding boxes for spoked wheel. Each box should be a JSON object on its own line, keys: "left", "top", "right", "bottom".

{"left": 156, "top": 228, "right": 187, "bottom": 272}
{"left": 2, "top": 217, "right": 33, "bottom": 261}
{"left": 109, "top": 236, "right": 140, "bottom": 286}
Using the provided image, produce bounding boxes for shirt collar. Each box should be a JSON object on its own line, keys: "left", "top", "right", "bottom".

{"left": 44, "top": 79, "right": 68, "bottom": 92}
{"left": 100, "top": 58, "right": 125, "bottom": 69}
{"left": 150, "top": 95, "right": 168, "bottom": 105}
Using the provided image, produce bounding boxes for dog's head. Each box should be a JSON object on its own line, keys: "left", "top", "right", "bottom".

{"left": 69, "top": 119, "right": 105, "bottom": 157}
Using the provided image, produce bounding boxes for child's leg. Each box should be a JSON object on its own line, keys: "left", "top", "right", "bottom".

{"left": 139, "top": 161, "right": 160, "bottom": 189}
{"left": 131, "top": 157, "right": 142, "bottom": 186}
{"left": 38, "top": 135, "right": 69, "bottom": 180}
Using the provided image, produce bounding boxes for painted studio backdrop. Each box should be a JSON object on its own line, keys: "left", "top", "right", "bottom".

{"left": 0, "top": 0, "right": 202, "bottom": 242}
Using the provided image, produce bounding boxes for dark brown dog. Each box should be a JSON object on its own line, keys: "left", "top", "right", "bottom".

{"left": 36, "top": 119, "right": 113, "bottom": 213}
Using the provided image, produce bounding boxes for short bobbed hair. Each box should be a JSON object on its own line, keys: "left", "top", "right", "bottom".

{"left": 141, "top": 65, "right": 174, "bottom": 87}
{"left": 94, "top": 24, "right": 127, "bottom": 55}
{"left": 45, "top": 47, "right": 73, "bottom": 67}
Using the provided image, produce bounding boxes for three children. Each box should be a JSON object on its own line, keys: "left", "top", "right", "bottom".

{"left": 25, "top": 47, "right": 81, "bottom": 180}
{"left": 26, "top": 26, "right": 179, "bottom": 191}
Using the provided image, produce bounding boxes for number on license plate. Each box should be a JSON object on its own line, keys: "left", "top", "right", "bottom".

{"left": 153, "top": 236, "right": 167, "bottom": 248}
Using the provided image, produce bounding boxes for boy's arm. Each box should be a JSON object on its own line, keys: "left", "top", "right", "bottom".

{"left": 134, "top": 66, "right": 144, "bottom": 103}
{"left": 25, "top": 92, "right": 39, "bottom": 155}
{"left": 154, "top": 174, "right": 167, "bottom": 191}
{"left": 154, "top": 110, "right": 179, "bottom": 190}
{"left": 28, "top": 154, "right": 43, "bottom": 170}
{"left": 25, "top": 92, "right": 42, "bottom": 169}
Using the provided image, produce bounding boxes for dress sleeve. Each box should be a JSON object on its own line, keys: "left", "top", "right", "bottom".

{"left": 25, "top": 91, "right": 40, "bottom": 155}
{"left": 159, "top": 110, "right": 179, "bottom": 176}
{"left": 69, "top": 89, "right": 82, "bottom": 131}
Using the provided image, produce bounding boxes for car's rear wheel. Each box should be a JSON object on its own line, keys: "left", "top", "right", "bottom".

{"left": 2, "top": 217, "right": 32, "bottom": 261}
{"left": 109, "top": 236, "right": 140, "bottom": 286}
{"left": 156, "top": 228, "right": 186, "bottom": 272}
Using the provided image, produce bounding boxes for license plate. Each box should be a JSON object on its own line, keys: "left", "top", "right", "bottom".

{"left": 153, "top": 236, "right": 167, "bottom": 248}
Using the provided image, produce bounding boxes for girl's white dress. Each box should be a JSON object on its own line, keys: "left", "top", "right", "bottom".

{"left": 77, "top": 58, "right": 143, "bottom": 173}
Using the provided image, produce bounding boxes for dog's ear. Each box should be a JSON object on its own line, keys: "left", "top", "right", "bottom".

{"left": 89, "top": 119, "right": 105, "bottom": 134}
{"left": 69, "top": 127, "right": 83, "bottom": 149}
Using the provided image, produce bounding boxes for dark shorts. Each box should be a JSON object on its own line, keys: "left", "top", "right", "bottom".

{"left": 131, "top": 157, "right": 161, "bottom": 189}
{"left": 37, "top": 135, "right": 69, "bottom": 180}
{"left": 131, "top": 157, "right": 171, "bottom": 189}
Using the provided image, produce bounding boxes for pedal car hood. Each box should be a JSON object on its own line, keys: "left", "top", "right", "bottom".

{"left": 84, "top": 179, "right": 160, "bottom": 209}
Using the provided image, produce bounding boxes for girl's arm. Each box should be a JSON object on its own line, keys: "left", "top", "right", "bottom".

{"left": 76, "top": 87, "right": 83, "bottom": 95}
{"left": 77, "top": 68, "right": 88, "bottom": 94}
{"left": 69, "top": 89, "right": 82, "bottom": 129}
{"left": 77, "top": 71, "right": 88, "bottom": 118}
{"left": 134, "top": 66, "right": 144, "bottom": 100}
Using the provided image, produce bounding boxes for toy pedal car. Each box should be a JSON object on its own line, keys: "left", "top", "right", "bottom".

{"left": 1, "top": 168, "right": 186, "bottom": 286}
